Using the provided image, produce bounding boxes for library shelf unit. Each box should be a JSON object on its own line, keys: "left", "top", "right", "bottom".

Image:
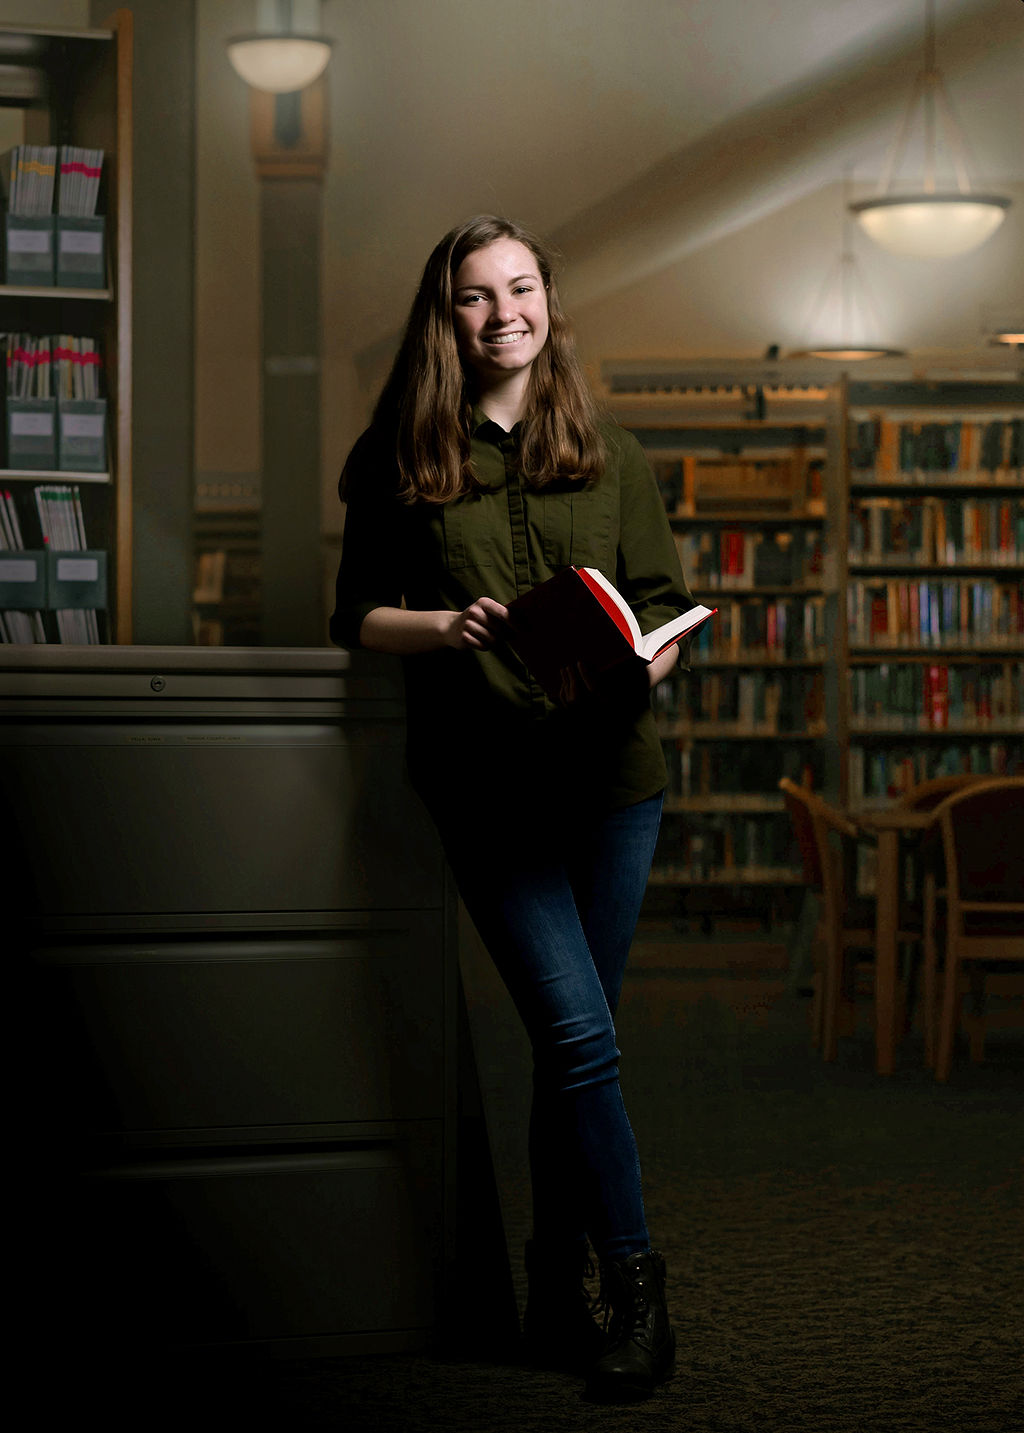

{"left": 842, "top": 376, "right": 1024, "bottom": 813}
{"left": 602, "top": 364, "right": 846, "bottom": 908}
{"left": 0, "top": 13, "right": 132, "bottom": 643}
{"left": 191, "top": 507, "right": 262, "bottom": 647}
{"left": 602, "top": 360, "right": 1023, "bottom": 907}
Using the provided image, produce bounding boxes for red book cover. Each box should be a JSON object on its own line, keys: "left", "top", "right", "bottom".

{"left": 929, "top": 665, "right": 949, "bottom": 729}
{"left": 870, "top": 592, "right": 888, "bottom": 637}
{"left": 505, "top": 566, "right": 716, "bottom": 703}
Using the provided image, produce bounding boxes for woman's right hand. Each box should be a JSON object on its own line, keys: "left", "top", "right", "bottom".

{"left": 445, "top": 596, "right": 509, "bottom": 652}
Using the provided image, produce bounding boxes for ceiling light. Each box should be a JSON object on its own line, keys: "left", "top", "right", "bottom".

{"left": 850, "top": 0, "right": 1011, "bottom": 259}
{"left": 799, "top": 345, "right": 904, "bottom": 362}
{"left": 790, "top": 179, "right": 904, "bottom": 363}
{"left": 226, "top": 34, "right": 332, "bottom": 92}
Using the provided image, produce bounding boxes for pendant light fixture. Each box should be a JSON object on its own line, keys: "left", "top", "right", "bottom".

{"left": 227, "top": 0, "right": 332, "bottom": 94}
{"left": 849, "top": 0, "right": 1010, "bottom": 259}
{"left": 791, "top": 180, "right": 904, "bottom": 362}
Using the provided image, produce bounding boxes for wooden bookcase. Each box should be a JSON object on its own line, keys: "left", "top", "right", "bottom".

{"left": 0, "top": 13, "right": 132, "bottom": 643}
{"left": 604, "top": 371, "right": 846, "bottom": 912}
{"left": 605, "top": 364, "right": 1023, "bottom": 913}
{"left": 842, "top": 376, "right": 1023, "bottom": 812}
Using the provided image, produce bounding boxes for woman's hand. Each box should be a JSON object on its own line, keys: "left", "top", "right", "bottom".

{"left": 647, "top": 644, "right": 681, "bottom": 688}
{"left": 445, "top": 596, "right": 509, "bottom": 652}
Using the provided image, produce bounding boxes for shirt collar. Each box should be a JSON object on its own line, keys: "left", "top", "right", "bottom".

{"left": 471, "top": 404, "right": 520, "bottom": 440}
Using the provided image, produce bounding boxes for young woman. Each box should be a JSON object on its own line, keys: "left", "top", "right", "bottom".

{"left": 331, "top": 215, "right": 695, "bottom": 1402}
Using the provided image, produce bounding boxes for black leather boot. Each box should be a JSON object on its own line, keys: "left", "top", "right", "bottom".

{"left": 521, "top": 1239, "right": 606, "bottom": 1371}
{"left": 585, "top": 1248, "right": 675, "bottom": 1401}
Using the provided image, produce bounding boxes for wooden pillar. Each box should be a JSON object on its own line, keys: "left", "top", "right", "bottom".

{"left": 98, "top": 0, "right": 196, "bottom": 644}
{"left": 251, "top": 79, "right": 327, "bottom": 647}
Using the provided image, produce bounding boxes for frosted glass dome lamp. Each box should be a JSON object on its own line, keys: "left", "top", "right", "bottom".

{"left": 850, "top": 193, "right": 1009, "bottom": 260}
{"left": 791, "top": 187, "right": 904, "bottom": 362}
{"left": 227, "top": 33, "right": 332, "bottom": 93}
{"left": 850, "top": 0, "right": 1011, "bottom": 259}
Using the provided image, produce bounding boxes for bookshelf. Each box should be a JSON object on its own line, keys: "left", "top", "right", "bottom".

{"left": 606, "top": 367, "right": 1023, "bottom": 907}
{"left": 0, "top": 14, "right": 132, "bottom": 643}
{"left": 605, "top": 373, "right": 846, "bottom": 908}
{"left": 191, "top": 509, "right": 262, "bottom": 646}
{"left": 842, "top": 377, "right": 1024, "bottom": 811}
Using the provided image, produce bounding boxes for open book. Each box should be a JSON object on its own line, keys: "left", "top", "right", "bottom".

{"left": 505, "top": 565, "right": 715, "bottom": 701}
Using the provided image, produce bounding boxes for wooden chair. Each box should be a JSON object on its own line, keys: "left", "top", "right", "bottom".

{"left": 896, "top": 773, "right": 993, "bottom": 814}
{"left": 779, "top": 779, "right": 877, "bottom": 1061}
{"left": 922, "top": 777, "right": 1024, "bottom": 1081}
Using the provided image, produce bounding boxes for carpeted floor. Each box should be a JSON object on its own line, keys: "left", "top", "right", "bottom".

{"left": 236, "top": 922, "right": 1024, "bottom": 1433}
{"left": 91, "top": 922, "right": 1022, "bottom": 1432}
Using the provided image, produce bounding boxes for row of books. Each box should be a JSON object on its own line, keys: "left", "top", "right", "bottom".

{"left": 663, "top": 742, "right": 821, "bottom": 799}
{"left": 0, "top": 481, "right": 103, "bottom": 642}
{"left": 847, "top": 579, "right": 1023, "bottom": 649}
{"left": 689, "top": 596, "right": 826, "bottom": 662}
{"left": 193, "top": 549, "right": 261, "bottom": 606}
{"left": 0, "top": 604, "right": 99, "bottom": 642}
{"left": 4, "top": 333, "right": 103, "bottom": 400}
{"left": 676, "top": 527, "right": 824, "bottom": 590}
{"left": 650, "top": 455, "right": 823, "bottom": 515}
{"left": 849, "top": 417, "right": 1022, "bottom": 483}
{"left": 654, "top": 812, "right": 799, "bottom": 882}
{"left": 849, "top": 740, "right": 1022, "bottom": 805}
{"left": 1, "top": 482, "right": 92, "bottom": 550}
{"left": 849, "top": 662, "right": 1024, "bottom": 732}
{"left": 1, "top": 145, "right": 103, "bottom": 216}
{"left": 654, "top": 668, "right": 825, "bottom": 733}
{"left": 848, "top": 496, "right": 1024, "bottom": 567}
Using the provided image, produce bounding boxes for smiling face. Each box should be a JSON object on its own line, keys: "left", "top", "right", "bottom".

{"left": 451, "top": 237, "right": 550, "bottom": 392}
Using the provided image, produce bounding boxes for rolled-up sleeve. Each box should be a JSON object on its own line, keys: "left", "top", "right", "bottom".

{"left": 329, "top": 430, "right": 406, "bottom": 649}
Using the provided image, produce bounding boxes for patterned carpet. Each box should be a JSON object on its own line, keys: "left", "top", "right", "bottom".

{"left": 250, "top": 927, "right": 1024, "bottom": 1433}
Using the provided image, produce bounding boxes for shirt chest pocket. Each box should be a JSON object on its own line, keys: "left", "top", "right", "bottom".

{"left": 440, "top": 494, "right": 498, "bottom": 570}
{"left": 551, "top": 481, "right": 616, "bottom": 571}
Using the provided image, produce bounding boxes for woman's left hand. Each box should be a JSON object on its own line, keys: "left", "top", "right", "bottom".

{"left": 646, "top": 645, "right": 681, "bottom": 689}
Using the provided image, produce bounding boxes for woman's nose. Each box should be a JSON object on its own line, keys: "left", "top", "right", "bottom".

{"left": 490, "top": 298, "right": 515, "bottom": 325}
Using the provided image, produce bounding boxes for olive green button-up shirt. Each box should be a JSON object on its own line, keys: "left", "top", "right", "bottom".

{"left": 331, "top": 410, "right": 695, "bottom": 818}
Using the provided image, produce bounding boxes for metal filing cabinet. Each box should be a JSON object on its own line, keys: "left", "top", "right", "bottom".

{"left": 1, "top": 645, "right": 455, "bottom": 1357}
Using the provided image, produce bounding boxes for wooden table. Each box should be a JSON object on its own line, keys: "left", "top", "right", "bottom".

{"left": 858, "top": 807, "right": 931, "bottom": 1076}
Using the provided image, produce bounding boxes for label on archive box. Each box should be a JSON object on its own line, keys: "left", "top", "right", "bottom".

{"left": 0, "top": 558, "right": 39, "bottom": 582}
{"left": 59, "top": 229, "right": 104, "bottom": 255}
{"left": 62, "top": 412, "right": 105, "bottom": 438}
{"left": 7, "top": 228, "right": 51, "bottom": 253}
{"left": 56, "top": 557, "right": 100, "bottom": 582}
{"left": 10, "top": 410, "right": 55, "bottom": 436}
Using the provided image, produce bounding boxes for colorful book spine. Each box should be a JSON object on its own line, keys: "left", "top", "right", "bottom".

{"left": 849, "top": 417, "right": 1023, "bottom": 484}
{"left": 849, "top": 739, "right": 1023, "bottom": 804}
{"left": 848, "top": 579, "right": 1023, "bottom": 649}
{"left": 849, "top": 662, "right": 1024, "bottom": 731}
{"left": 848, "top": 496, "right": 1024, "bottom": 565}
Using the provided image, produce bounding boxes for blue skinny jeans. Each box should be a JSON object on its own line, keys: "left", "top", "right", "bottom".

{"left": 435, "top": 790, "right": 664, "bottom": 1264}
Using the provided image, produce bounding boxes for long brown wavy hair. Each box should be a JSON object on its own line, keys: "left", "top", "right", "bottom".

{"left": 370, "top": 215, "right": 605, "bottom": 504}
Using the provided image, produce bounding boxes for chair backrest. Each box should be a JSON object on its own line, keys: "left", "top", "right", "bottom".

{"left": 898, "top": 773, "right": 992, "bottom": 813}
{"left": 928, "top": 777, "right": 1024, "bottom": 905}
{"left": 779, "top": 778, "right": 859, "bottom": 897}
{"left": 779, "top": 777, "right": 824, "bottom": 889}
